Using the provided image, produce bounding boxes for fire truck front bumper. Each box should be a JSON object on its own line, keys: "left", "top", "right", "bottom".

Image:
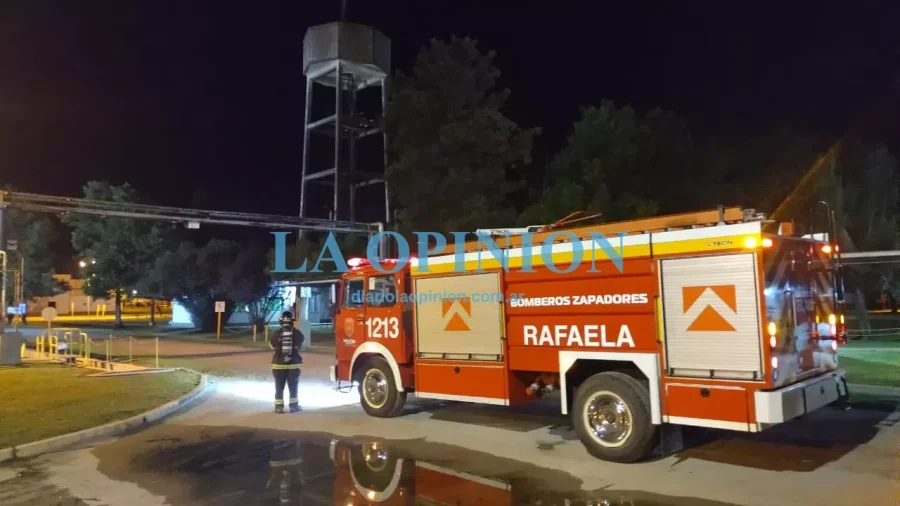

{"left": 754, "top": 370, "right": 849, "bottom": 425}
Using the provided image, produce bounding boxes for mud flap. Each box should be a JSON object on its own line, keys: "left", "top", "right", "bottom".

{"left": 838, "top": 375, "right": 851, "bottom": 412}
{"left": 651, "top": 424, "right": 685, "bottom": 459}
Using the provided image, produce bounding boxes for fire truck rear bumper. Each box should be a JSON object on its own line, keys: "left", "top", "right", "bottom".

{"left": 754, "top": 370, "right": 848, "bottom": 425}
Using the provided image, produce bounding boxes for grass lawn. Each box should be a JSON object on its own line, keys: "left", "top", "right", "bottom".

{"left": 0, "top": 364, "right": 201, "bottom": 448}
{"left": 839, "top": 335, "right": 900, "bottom": 387}
{"left": 840, "top": 354, "right": 900, "bottom": 387}
{"left": 134, "top": 356, "right": 255, "bottom": 378}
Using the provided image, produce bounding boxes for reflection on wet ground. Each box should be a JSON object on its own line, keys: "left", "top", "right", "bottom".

{"left": 2, "top": 424, "right": 741, "bottom": 506}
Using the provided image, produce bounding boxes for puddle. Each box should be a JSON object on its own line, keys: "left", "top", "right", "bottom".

{"left": 86, "top": 425, "right": 740, "bottom": 506}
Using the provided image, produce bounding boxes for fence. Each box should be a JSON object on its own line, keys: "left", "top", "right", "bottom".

{"left": 23, "top": 330, "right": 161, "bottom": 370}
{"left": 846, "top": 326, "right": 900, "bottom": 340}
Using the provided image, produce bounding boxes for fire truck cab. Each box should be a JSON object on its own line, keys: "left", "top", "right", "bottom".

{"left": 330, "top": 206, "right": 850, "bottom": 463}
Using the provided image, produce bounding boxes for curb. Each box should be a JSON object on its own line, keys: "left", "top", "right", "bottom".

{"left": 0, "top": 368, "right": 208, "bottom": 463}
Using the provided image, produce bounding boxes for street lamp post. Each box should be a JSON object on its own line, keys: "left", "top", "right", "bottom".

{"left": 0, "top": 251, "right": 6, "bottom": 335}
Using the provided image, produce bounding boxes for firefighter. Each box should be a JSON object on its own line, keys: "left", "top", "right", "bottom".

{"left": 269, "top": 310, "right": 305, "bottom": 413}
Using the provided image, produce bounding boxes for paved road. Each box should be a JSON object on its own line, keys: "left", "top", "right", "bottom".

{"left": 1, "top": 343, "right": 897, "bottom": 506}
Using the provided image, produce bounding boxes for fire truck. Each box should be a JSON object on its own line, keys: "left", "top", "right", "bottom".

{"left": 329, "top": 206, "right": 849, "bottom": 463}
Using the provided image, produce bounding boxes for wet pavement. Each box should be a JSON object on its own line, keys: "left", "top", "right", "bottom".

{"left": 0, "top": 353, "right": 897, "bottom": 506}
{"left": 0, "top": 424, "right": 742, "bottom": 506}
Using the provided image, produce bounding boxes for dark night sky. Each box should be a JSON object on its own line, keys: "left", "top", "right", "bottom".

{"left": 1, "top": 1, "right": 899, "bottom": 220}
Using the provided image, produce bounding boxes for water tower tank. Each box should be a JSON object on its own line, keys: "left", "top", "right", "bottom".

{"left": 303, "top": 21, "right": 391, "bottom": 87}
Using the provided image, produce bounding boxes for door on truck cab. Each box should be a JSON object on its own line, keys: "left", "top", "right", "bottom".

{"left": 362, "top": 272, "right": 408, "bottom": 362}
{"left": 335, "top": 276, "right": 367, "bottom": 363}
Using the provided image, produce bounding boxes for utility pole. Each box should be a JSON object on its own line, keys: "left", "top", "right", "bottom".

{"left": 0, "top": 251, "right": 6, "bottom": 336}
{"left": 0, "top": 196, "right": 5, "bottom": 335}
{"left": 18, "top": 256, "right": 24, "bottom": 305}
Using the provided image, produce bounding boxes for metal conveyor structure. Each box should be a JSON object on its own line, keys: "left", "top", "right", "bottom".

{"left": 0, "top": 190, "right": 381, "bottom": 234}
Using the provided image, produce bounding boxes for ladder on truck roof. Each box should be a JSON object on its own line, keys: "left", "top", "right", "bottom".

{"left": 456, "top": 206, "right": 766, "bottom": 253}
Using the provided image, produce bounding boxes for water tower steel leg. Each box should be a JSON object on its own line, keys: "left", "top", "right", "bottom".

{"left": 381, "top": 79, "right": 391, "bottom": 225}
{"left": 299, "top": 76, "right": 314, "bottom": 240}
{"left": 349, "top": 88, "right": 358, "bottom": 221}
{"left": 333, "top": 62, "right": 342, "bottom": 220}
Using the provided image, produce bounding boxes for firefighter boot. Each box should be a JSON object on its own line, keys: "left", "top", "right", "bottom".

{"left": 275, "top": 401, "right": 285, "bottom": 414}
{"left": 289, "top": 403, "right": 301, "bottom": 413}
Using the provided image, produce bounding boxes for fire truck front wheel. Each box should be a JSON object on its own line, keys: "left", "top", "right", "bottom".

{"left": 573, "top": 371, "right": 656, "bottom": 463}
{"left": 358, "top": 356, "right": 407, "bottom": 418}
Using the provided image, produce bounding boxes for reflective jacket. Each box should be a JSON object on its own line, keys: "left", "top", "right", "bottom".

{"left": 269, "top": 327, "right": 304, "bottom": 369}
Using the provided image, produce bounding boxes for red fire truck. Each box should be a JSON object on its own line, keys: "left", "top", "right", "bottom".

{"left": 329, "top": 206, "right": 849, "bottom": 463}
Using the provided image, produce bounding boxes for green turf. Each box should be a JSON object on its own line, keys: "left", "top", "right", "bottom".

{"left": 840, "top": 355, "right": 900, "bottom": 387}
{"left": 0, "top": 364, "right": 200, "bottom": 448}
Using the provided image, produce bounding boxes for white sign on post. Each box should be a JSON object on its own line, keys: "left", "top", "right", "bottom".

{"left": 41, "top": 307, "right": 58, "bottom": 322}
{"left": 6, "top": 240, "right": 17, "bottom": 251}
{"left": 215, "top": 301, "right": 226, "bottom": 313}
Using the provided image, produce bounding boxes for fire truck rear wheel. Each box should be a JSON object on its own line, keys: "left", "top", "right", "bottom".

{"left": 573, "top": 371, "right": 656, "bottom": 463}
{"left": 359, "top": 356, "right": 406, "bottom": 418}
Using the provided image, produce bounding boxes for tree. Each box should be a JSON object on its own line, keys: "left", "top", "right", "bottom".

{"left": 820, "top": 143, "right": 900, "bottom": 314}
{"left": 149, "top": 240, "right": 273, "bottom": 331}
{"left": 246, "top": 285, "right": 285, "bottom": 331}
{"left": 385, "top": 36, "right": 537, "bottom": 235}
{"left": 522, "top": 102, "right": 698, "bottom": 225}
{"left": 224, "top": 245, "right": 279, "bottom": 330}
{"left": 62, "top": 182, "right": 168, "bottom": 327}
{"left": 3, "top": 209, "right": 69, "bottom": 309}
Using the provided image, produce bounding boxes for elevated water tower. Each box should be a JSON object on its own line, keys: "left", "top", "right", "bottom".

{"left": 299, "top": 18, "right": 391, "bottom": 226}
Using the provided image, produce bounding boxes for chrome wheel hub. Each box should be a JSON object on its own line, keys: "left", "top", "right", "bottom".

{"left": 363, "top": 369, "right": 389, "bottom": 409}
{"left": 584, "top": 391, "right": 632, "bottom": 448}
{"left": 363, "top": 442, "right": 389, "bottom": 471}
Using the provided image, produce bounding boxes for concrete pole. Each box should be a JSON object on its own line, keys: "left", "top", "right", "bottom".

{"left": 0, "top": 204, "right": 5, "bottom": 335}
{"left": 0, "top": 251, "right": 6, "bottom": 336}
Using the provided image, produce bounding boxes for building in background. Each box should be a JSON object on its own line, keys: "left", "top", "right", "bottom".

{"left": 169, "top": 279, "right": 337, "bottom": 328}
{"left": 25, "top": 274, "right": 113, "bottom": 315}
